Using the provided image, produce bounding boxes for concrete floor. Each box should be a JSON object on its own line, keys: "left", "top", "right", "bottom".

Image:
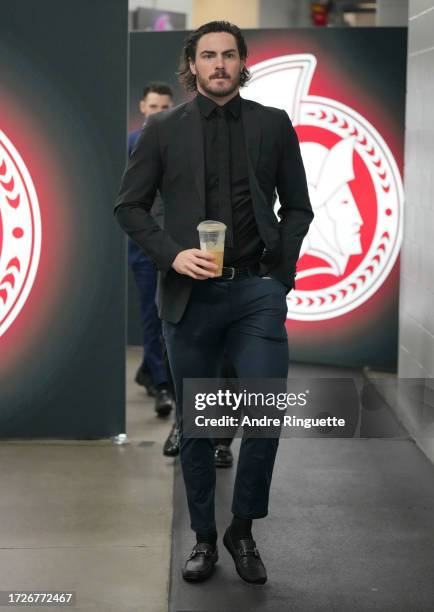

{"left": 0, "top": 347, "right": 175, "bottom": 611}
{"left": 2, "top": 355, "right": 434, "bottom": 611}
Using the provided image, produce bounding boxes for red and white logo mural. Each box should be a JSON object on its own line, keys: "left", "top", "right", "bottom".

{"left": 243, "top": 54, "right": 403, "bottom": 320}
{"left": 0, "top": 130, "right": 41, "bottom": 336}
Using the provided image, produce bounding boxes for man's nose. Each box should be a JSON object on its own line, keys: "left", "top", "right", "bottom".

{"left": 214, "top": 55, "right": 225, "bottom": 70}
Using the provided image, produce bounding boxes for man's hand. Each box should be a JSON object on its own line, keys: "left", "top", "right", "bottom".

{"left": 172, "top": 249, "right": 218, "bottom": 279}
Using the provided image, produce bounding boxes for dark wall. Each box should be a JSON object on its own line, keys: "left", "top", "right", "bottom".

{"left": 0, "top": 0, "right": 128, "bottom": 437}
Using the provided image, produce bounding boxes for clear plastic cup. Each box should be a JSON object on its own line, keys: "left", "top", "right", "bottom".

{"left": 197, "top": 220, "right": 227, "bottom": 277}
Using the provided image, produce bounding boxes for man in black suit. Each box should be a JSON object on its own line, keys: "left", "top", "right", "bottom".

{"left": 115, "top": 21, "right": 313, "bottom": 585}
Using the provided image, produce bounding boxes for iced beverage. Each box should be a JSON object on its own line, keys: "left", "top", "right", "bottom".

{"left": 197, "top": 220, "right": 227, "bottom": 277}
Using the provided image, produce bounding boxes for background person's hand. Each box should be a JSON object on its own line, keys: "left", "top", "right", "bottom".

{"left": 172, "top": 249, "right": 218, "bottom": 279}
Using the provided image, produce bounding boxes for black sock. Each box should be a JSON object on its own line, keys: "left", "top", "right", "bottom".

{"left": 196, "top": 531, "right": 217, "bottom": 549}
{"left": 229, "top": 515, "right": 253, "bottom": 540}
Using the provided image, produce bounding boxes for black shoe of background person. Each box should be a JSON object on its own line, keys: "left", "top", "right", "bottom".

{"left": 182, "top": 543, "right": 218, "bottom": 582}
{"left": 223, "top": 527, "right": 267, "bottom": 584}
{"left": 214, "top": 444, "right": 233, "bottom": 468}
{"left": 134, "top": 365, "right": 157, "bottom": 397}
{"left": 155, "top": 386, "right": 175, "bottom": 418}
{"left": 163, "top": 422, "right": 180, "bottom": 456}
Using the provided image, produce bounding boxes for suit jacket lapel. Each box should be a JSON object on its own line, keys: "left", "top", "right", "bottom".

{"left": 241, "top": 98, "right": 262, "bottom": 174}
{"left": 183, "top": 98, "right": 205, "bottom": 217}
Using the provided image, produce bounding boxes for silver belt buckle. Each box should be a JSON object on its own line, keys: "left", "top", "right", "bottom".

{"left": 227, "top": 266, "right": 235, "bottom": 280}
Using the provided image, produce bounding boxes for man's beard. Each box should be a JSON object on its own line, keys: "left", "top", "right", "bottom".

{"left": 196, "top": 72, "right": 240, "bottom": 98}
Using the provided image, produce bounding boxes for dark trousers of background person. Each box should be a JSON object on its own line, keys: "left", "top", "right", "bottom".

{"left": 129, "top": 241, "right": 169, "bottom": 388}
{"left": 217, "top": 355, "right": 238, "bottom": 448}
{"left": 163, "top": 274, "right": 289, "bottom": 537}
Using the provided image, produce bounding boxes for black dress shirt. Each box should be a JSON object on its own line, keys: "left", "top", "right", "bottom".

{"left": 196, "top": 92, "right": 264, "bottom": 267}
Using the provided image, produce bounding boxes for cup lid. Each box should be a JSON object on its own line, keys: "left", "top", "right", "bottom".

{"left": 197, "top": 220, "right": 227, "bottom": 231}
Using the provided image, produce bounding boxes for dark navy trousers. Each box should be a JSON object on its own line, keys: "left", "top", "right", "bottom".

{"left": 129, "top": 240, "right": 167, "bottom": 387}
{"left": 163, "top": 274, "right": 289, "bottom": 536}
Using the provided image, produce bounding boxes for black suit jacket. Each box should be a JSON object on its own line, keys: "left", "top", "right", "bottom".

{"left": 114, "top": 96, "right": 313, "bottom": 323}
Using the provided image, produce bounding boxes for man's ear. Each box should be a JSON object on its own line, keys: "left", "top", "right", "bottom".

{"left": 189, "top": 60, "right": 197, "bottom": 76}
{"left": 139, "top": 99, "right": 146, "bottom": 114}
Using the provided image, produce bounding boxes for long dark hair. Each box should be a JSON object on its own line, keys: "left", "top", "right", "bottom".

{"left": 177, "top": 21, "right": 251, "bottom": 92}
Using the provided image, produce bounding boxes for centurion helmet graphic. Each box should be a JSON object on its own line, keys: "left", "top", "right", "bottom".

{"left": 0, "top": 130, "right": 42, "bottom": 337}
{"left": 299, "top": 137, "right": 363, "bottom": 278}
{"left": 242, "top": 54, "right": 403, "bottom": 321}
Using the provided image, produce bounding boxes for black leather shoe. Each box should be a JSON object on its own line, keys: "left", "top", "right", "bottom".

{"left": 214, "top": 444, "right": 233, "bottom": 468}
{"left": 223, "top": 527, "right": 267, "bottom": 584}
{"left": 135, "top": 367, "right": 157, "bottom": 397}
{"left": 155, "top": 388, "right": 175, "bottom": 418}
{"left": 182, "top": 543, "right": 218, "bottom": 582}
{"left": 163, "top": 422, "right": 180, "bottom": 456}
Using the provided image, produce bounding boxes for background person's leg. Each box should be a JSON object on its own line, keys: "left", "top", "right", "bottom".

{"left": 213, "top": 354, "right": 238, "bottom": 467}
{"left": 217, "top": 354, "right": 238, "bottom": 447}
{"left": 131, "top": 257, "right": 167, "bottom": 388}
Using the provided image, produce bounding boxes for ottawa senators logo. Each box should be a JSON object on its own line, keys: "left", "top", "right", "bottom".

{"left": 243, "top": 54, "right": 403, "bottom": 320}
{"left": 0, "top": 130, "right": 41, "bottom": 336}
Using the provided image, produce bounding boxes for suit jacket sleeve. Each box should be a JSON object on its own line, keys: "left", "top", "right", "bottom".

{"left": 114, "top": 115, "right": 183, "bottom": 271}
{"left": 272, "top": 110, "right": 314, "bottom": 288}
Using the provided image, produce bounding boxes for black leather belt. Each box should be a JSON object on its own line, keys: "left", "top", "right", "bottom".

{"left": 219, "top": 265, "right": 259, "bottom": 280}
